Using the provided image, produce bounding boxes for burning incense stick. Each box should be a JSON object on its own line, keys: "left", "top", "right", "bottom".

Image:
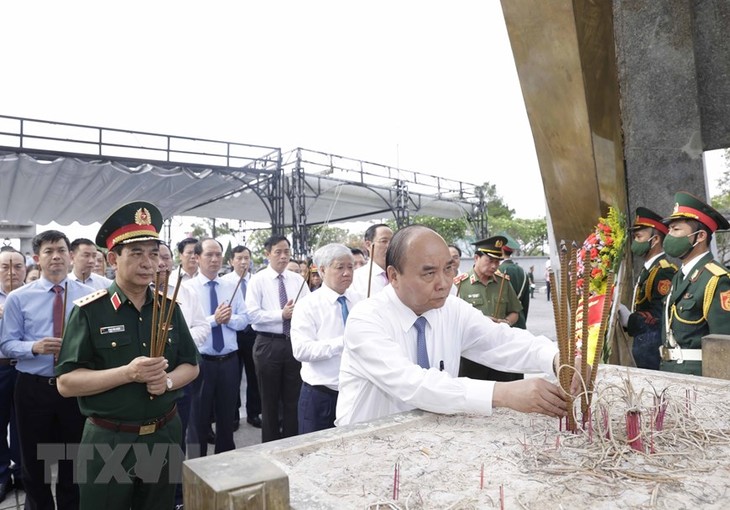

{"left": 366, "top": 242, "right": 376, "bottom": 298}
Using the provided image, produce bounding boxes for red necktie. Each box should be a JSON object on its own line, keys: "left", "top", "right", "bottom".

{"left": 52, "top": 285, "right": 64, "bottom": 338}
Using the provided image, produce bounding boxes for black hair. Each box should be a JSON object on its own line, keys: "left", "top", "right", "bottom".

{"left": 32, "top": 230, "right": 70, "bottom": 255}
{"left": 447, "top": 244, "right": 462, "bottom": 257}
{"left": 364, "top": 224, "right": 390, "bottom": 243}
{"left": 176, "top": 237, "right": 199, "bottom": 256}
{"left": 264, "top": 234, "right": 290, "bottom": 252}
{"left": 0, "top": 247, "right": 26, "bottom": 264}
{"left": 231, "top": 245, "right": 252, "bottom": 257}
{"left": 685, "top": 219, "right": 713, "bottom": 243}
{"left": 70, "top": 238, "right": 95, "bottom": 252}
{"left": 350, "top": 247, "right": 365, "bottom": 257}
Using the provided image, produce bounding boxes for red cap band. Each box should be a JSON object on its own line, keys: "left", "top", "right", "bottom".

{"left": 674, "top": 205, "right": 718, "bottom": 232}
{"left": 106, "top": 224, "right": 158, "bottom": 250}
{"left": 634, "top": 216, "right": 668, "bottom": 235}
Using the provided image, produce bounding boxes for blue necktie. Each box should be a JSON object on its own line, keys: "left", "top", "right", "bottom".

{"left": 208, "top": 280, "right": 224, "bottom": 352}
{"left": 337, "top": 295, "right": 349, "bottom": 325}
{"left": 241, "top": 277, "right": 248, "bottom": 299}
{"left": 413, "top": 316, "right": 429, "bottom": 369}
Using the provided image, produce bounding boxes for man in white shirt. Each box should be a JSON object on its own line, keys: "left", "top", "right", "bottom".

{"left": 185, "top": 239, "right": 248, "bottom": 456}
{"left": 350, "top": 224, "right": 393, "bottom": 299}
{"left": 336, "top": 225, "right": 570, "bottom": 427}
{"left": 222, "top": 245, "right": 261, "bottom": 429}
{"left": 69, "top": 238, "right": 113, "bottom": 290}
{"left": 246, "top": 235, "right": 309, "bottom": 442}
{"left": 159, "top": 241, "right": 210, "bottom": 509}
{"left": 291, "top": 244, "right": 355, "bottom": 433}
{"left": 170, "top": 237, "right": 199, "bottom": 286}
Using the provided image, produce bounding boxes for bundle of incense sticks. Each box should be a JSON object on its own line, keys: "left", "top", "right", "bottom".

{"left": 550, "top": 239, "right": 617, "bottom": 428}
{"left": 150, "top": 268, "right": 182, "bottom": 358}
{"left": 551, "top": 241, "right": 577, "bottom": 431}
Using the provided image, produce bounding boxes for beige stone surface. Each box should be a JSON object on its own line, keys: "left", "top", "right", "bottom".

{"left": 226, "top": 366, "right": 730, "bottom": 509}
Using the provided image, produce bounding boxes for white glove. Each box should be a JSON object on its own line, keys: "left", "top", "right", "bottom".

{"left": 618, "top": 303, "right": 630, "bottom": 329}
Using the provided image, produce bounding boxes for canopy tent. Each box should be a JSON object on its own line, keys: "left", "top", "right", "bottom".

{"left": 0, "top": 153, "right": 479, "bottom": 227}
{"left": 0, "top": 116, "right": 487, "bottom": 251}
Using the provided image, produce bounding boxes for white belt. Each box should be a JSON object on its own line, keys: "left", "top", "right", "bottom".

{"left": 659, "top": 346, "right": 702, "bottom": 363}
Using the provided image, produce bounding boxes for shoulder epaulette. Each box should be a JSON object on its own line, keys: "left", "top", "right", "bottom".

{"left": 658, "top": 259, "right": 678, "bottom": 270}
{"left": 495, "top": 270, "right": 510, "bottom": 281}
{"left": 706, "top": 261, "right": 729, "bottom": 277}
{"left": 73, "top": 289, "right": 108, "bottom": 307}
{"left": 453, "top": 272, "right": 469, "bottom": 285}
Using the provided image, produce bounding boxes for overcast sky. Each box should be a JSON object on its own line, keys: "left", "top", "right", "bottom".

{"left": 1, "top": 1, "right": 726, "bottom": 244}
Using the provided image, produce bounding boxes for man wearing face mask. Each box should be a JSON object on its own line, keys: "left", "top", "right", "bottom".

{"left": 660, "top": 192, "right": 730, "bottom": 376}
{"left": 618, "top": 208, "right": 677, "bottom": 370}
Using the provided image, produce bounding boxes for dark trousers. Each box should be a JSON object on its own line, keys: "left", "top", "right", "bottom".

{"left": 191, "top": 355, "right": 238, "bottom": 456}
{"left": 78, "top": 415, "right": 181, "bottom": 510}
{"left": 236, "top": 327, "right": 261, "bottom": 420}
{"left": 298, "top": 382, "right": 337, "bottom": 435}
{"left": 15, "top": 372, "right": 85, "bottom": 510}
{"left": 0, "top": 364, "right": 20, "bottom": 485}
{"left": 253, "top": 335, "right": 301, "bottom": 443}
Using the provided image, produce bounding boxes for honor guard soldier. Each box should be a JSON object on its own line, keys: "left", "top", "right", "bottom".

{"left": 456, "top": 235, "right": 524, "bottom": 382}
{"left": 660, "top": 192, "right": 730, "bottom": 376}
{"left": 499, "top": 234, "right": 530, "bottom": 328}
{"left": 618, "top": 207, "right": 677, "bottom": 370}
{"left": 55, "top": 202, "right": 199, "bottom": 510}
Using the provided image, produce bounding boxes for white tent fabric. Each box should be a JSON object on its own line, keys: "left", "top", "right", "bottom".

{"left": 0, "top": 153, "right": 263, "bottom": 225}
{"left": 0, "top": 153, "right": 474, "bottom": 227}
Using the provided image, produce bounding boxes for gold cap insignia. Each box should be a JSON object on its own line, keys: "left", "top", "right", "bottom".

{"left": 672, "top": 202, "right": 679, "bottom": 214}
{"left": 135, "top": 208, "right": 152, "bottom": 226}
{"left": 495, "top": 240, "right": 503, "bottom": 247}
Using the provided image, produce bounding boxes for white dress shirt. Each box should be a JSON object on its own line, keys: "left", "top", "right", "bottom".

{"left": 245, "top": 265, "right": 309, "bottom": 334}
{"left": 165, "top": 282, "right": 211, "bottom": 348}
{"left": 69, "top": 272, "right": 113, "bottom": 291}
{"left": 221, "top": 270, "right": 250, "bottom": 301}
{"left": 291, "top": 284, "right": 355, "bottom": 390}
{"left": 184, "top": 273, "right": 248, "bottom": 355}
{"left": 350, "top": 261, "right": 388, "bottom": 301}
{"left": 335, "top": 285, "right": 558, "bottom": 427}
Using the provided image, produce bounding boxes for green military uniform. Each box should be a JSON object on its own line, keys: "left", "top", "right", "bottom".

{"left": 628, "top": 254, "right": 676, "bottom": 369}
{"left": 456, "top": 235, "right": 524, "bottom": 382}
{"left": 626, "top": 207, "right": 678, "bottom": 370}
{"left": 498, "top": 232, "right": 529, "bottom": 327}
{"left": 661, "top": 253, "right": 730, "bottom": 375}
{"left": 659, "top": 192, "right": 730, "bottom": 376}
{"left": 500, "top": 260, "right": 529, "bottom": 328}
{"left": 457, "top": 269, "right": 522, "bottom": 324}
{"left": 55, "top": 202, "right": 199, "bottom": 510}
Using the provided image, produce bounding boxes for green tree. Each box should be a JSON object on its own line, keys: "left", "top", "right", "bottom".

{"left": 385, "top": 216, "right": 469, "bottom": 246}
{"left": 307, "top": 225, "right": 350, "bottom": 251}
{"left": 481, "top": 182, "right": 516, "bottom": 220}
{"left": 190, "top": 218, "right": 238, "bottom": 239}
{"left": 491, "top": 217, "right": 548, "bottom": 256}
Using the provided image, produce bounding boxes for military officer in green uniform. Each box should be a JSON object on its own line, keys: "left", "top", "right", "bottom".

{"left": 499, "top": 235, "right": 529, "bottom": 328}
{"left": 456, "top": 235, "right": 524, "bottom": 382}
{"left": 56, "top": 202, "right": 200, "bottom": 510}
{"left": 660, "top": 192, "right": 730, "bottom": 376}
{"left": 618, "top": 207, "right": 678, "bottom": 370}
